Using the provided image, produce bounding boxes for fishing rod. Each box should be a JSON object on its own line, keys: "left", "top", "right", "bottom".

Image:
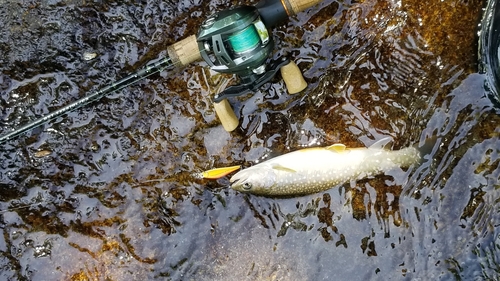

{"left": 0, "top": 0, "right": 320, "bottom": 144}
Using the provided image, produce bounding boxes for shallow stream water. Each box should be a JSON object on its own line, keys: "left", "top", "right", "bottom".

{"left": 1, "top": 0, "right": 500, "bottom": 280}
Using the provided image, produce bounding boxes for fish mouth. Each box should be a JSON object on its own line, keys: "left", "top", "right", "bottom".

{"left": 229, "top": 173, "right": 248, "bottom": 190}
{"left": 229, "top": 174, "right": 242, "bottom": 186}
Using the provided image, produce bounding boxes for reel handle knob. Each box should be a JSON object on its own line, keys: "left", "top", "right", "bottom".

{"left": 214, "top": 99, "right": 239, "bottom": 132}
{"left": 280, "top": 61, "right": 307, "bottom": 94}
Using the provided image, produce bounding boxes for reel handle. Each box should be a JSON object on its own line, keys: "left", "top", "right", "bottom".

{"left": 280, "top": 61, "right": 307, "bottom": 94}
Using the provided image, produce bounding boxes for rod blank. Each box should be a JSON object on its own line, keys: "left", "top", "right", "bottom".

{"left": 0, "top": 56, "right": 174, "bottom": 144}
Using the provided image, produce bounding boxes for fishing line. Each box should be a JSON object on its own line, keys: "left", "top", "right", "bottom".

{"left": 0, "top": 197, "right": 79, "bottom": 214}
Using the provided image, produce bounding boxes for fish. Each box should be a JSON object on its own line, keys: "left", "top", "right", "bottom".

{"left": 230, "top": 137, "right": 435, "bottom": 196}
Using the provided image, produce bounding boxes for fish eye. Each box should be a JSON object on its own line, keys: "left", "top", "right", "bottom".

{"left": 243, "top": 182, "right": 252, "bottom": 190}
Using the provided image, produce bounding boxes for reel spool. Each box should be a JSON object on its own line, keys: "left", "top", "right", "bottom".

{"left": 197, "top": 6, "right": 273, "bottom": 81}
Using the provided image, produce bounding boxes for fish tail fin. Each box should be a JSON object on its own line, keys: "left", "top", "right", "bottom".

{"left": 413, "top": 135, "right": 439, "bottom": 162}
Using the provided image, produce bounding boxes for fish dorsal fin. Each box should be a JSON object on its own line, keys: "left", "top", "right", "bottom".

{"left": 369, "top": 137, "right": 393, "bottom": 150}
{"left": 271, "top": 164, "right": 297, "bottom": 173}
{"left": 326, "top": 143, "right": 347, "bottom": 153}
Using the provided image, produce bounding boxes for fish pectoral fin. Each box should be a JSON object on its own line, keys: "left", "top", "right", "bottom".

{"left": 271, "top": 164, "right": 297, "bottom": 173}
{"left": 326, "top": 143, "right": 347, "bottom": 153}
{"left": 369, "top": 137, "right": 393, "bottom": 150}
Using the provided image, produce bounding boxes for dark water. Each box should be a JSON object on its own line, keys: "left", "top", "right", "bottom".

{"left": 1, "top": 0, "right": 499, "bottom": 280}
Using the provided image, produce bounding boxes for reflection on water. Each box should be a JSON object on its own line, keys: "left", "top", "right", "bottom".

{"left": 0, "top": 0, "right": 499, "bottom": 280}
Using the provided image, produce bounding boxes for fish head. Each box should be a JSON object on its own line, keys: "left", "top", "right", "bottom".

{"left": 230, "top": 164, "right": 276, "bottom": 195}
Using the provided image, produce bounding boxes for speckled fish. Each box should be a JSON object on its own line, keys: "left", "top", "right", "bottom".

{"left": 230, "top": 137, "right": 434, "bottom": 196}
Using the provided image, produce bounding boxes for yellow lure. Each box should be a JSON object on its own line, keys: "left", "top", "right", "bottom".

{"left": 201, "top": 165, "right": 241, "bottom": 179}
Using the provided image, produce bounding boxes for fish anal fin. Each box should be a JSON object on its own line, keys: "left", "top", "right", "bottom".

{"left": 271, "top": 164, "right": 297, "bottom": 173}
{"left": 326, "top": 143, "right": 347, "bottom": 153}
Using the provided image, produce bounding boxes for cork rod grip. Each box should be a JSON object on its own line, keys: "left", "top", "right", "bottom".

{"left": 167, "top": 35, "right": 202, "bottom": 67}
{"left": 281, "top": 0, "right": 321, "bottom": 15}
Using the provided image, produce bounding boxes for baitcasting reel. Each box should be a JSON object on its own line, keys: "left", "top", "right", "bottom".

{"left": 197, "top": 5, "right": 290, "bottom": 102}
{"left": 193, "top": 2, "right": 310, "bottom": 131}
